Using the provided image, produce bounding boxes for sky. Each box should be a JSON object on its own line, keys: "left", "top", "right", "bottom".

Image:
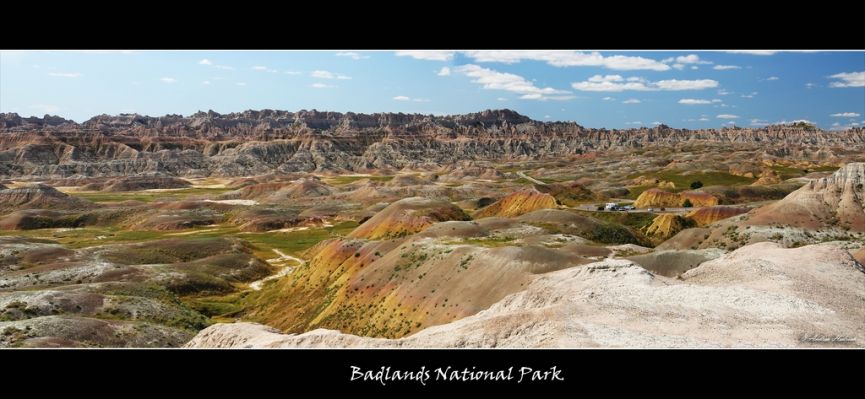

{"left": 1, "top": 50, "right": 863, "bottom": 130}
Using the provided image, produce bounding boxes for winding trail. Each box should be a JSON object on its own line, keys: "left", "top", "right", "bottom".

{"left": 517, "top": 171, "right": 546, "bottom": 186}
{"left": 249, "top": 249, "right": 304, "bottom": 291}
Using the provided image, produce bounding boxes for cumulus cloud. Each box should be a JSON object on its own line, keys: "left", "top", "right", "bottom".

{"left": 662, "top": 54, "right": 711, "bottom": 65}
{"left": 392, "top": 95, "right": 430, "bottom": 102}
{"left": 336, "top": 51, "right": 370, "bottom": 60}
{"left": 741, "top": 92, "right": 758, "bottom": 98}
{"left": 623, "top": 98, "right": 641, "bottom": 104}
{"left": 679, "top": 99, "right": 712, "bottom": 105}
{"left": 252, "top": 66, "right": 277, "bottom": 73}
{"left": 395, "top": 50, "right": 455, "bottom": 61}
{"left": 717, "top": 114, "right": 738, "bottom": 119}
{"left": 454, "top": 64, "right": 573, "bottom": 101}
{"left": 463, "top": 50, "right": 671, "bottom": 71}
{"left": 393, "top": 96, "right": 410, "bottom": 101}
{"left": 311, "top": 70, "right": 351, "bottom": 80}
{"left": 198, "top": 59, "right": 212, "bottom": 65}
{"left": 397, "top": 50, "right": 671, "bottom": 71}
{"left": 160, "top": 77, "right": 176, "bottom": 83}
{"left": 831, "top": 112, "right": 860, "bottom": 118}
{"left": 713, "top": 65, "right": 741, "bottom": 70}
{"left": 437, "top": 67, "right": 451, "bottom": 76}
{"left": 767, "top": 76, "right": 779, "bottom": 81}
{"left": 750, "top": 119, "right": 769, "bottom": 126}
{"left": 602, "top": 96, "right": 615, "bottom": 101}
{"left": 571, "top": 75, "right": 718, "bottom": 92}
{"left": 828, "top": 71, "right": 865, "bottom": 88}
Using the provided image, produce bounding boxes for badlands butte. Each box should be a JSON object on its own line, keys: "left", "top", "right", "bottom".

{"left": 0, "top": 109, "right": 863, "bottom": 348}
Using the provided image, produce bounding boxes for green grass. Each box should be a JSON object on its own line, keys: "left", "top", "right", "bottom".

{"left": 322, "top": 175, "right": 394, "bottom": 185}
{"left": 624, "top": 185, "right": 654, "bottom": 200}
{"left": 770, "top": 164, "right": 839, "bottom": 180}
{"left": 69, "top": 187, "right": 232, "bottom": 203}
{"left": 626, "top": 171, "right": 755, "bottom": 195}
{"left": 575, "top": 210, "right": 657, "bottom": 231}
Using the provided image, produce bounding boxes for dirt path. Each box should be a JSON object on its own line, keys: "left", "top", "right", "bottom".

{"left": 249, "top": 249, "right": 304, "bottom": 291}
{"left": 517, "top": 171, "right": 546, "bottom": 185}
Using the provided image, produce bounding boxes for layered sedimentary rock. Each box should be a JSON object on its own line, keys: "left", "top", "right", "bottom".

{"left": 685, "top": 206, "right": 750, "bottom": 226}
{"left": 474, "top": 189, "right": 558, "bottom": 218}
{"left": 633, "top": 188, "right": 718, "bottom": 208}
{"left": 2, "top": 110, "right": 863, "bottom": 178}
{"left": 747, "top": 162, "right": 865, "bottom": 231}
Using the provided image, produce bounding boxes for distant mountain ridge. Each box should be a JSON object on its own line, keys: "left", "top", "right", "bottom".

{"left": 1, "top": 109, "right": 863, "bottom": 178}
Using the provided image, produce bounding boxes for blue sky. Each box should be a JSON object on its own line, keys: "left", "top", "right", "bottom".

{"left": 1, "top": 50, "right": 863, "bottom": 130}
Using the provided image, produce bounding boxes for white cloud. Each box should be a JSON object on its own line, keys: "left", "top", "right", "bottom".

{"left": 691, "top": 66, "right": 699, "bottom": 70}
{"left": 311, "top": 70, "right": 351, "bottom": 80}
{"left": 252, "top": 66, "right": 278, "bottom": 73}
{"left": 496, "top": 97, "right": 508, "bottom": 101}
{"left": 698, "top": 117, "right": 710, "bottom": 122}
{"left": 602, "top": 96, "right": 615, "bottom": 101}
{"left": 336, "top": 51, "right": 369, "bottom": 60}
{"left": 284, "top": 70, "right": 302, "bottom": 75}
{"left": 310, "top": 83, "right": 335, "bottom": 89}
{"left": 235, "top": 82, "right": 246, "bottom": 86}
{"left": 717, "top": 89, "right": 731, "bottom": 95}
{"left": 395, "top": 50, "right": 455, "bottom": 61}
{"left": 437, "top": 67, "right": 451, "bottom": 76}
{"left": 571, "top": 75, "right": 718, "bottom": 92}
{"left": 625, "top": 121, "right": 643, "bottom": 125}
{"left": 652, "top": 121, "right": 662, "bottom": 125}
{"left": 767, "top": 76, "right": 779, "bottom": 81}
{"left": 741, "top": 91, "right": 758, "bottom": 98}
{"left": 832, "top": 122, "right": 841, "bottom": 127}
{"left": 623, "top": 98, "right": 641, "bottom": 104}
{"left": 713, "top": 65, "right": 741, "bottom": 70}
{"left": 679, "top": 98, "right": 712, "bottom": 105}
{"left": 805, "top": 83, "right": 816, "bottom": 89}
{"left": 828, "top": 71, "right": 865, "bottom": 88}
{"left": 717, "top": 114, "right": 738, "bottom": 119}
{"left": 544, "top": 115, "right": 551, "bottom": 119}
{"left": 461, "top": 50, "right": 670, "bottom": 71}
{"left": 750, "top": 119, "right": 769, "bottom": 126}
{"left": 454, "top": 64, "right": 573, "bottom": 101}
{"left": 664, "top": 54, "right": 711, "bottom": 65}
{"left": 393, "top": 96, "right": 430, "bottom": 102}
{"left": 202, "top": 80, "right": 211, "bottom": 85}
{"left": 199, "top": 59, "right": 234, "bottom": 70}
{"left": 672, "top": 64, "right": 685, "bottom": 70}
{"left": 831, "top": 112, "right": 860, "bottom": 118}
{"left": 160, "top": 77, "right": 176, "bottom": 83}
{"left": 48, "top": 72, "right": 82, "bottom": 78}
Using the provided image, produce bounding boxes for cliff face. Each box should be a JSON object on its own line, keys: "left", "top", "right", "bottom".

{"left": 2, "top": 110, "right": 864, "bottom": 178}
{"left": 747, "top": 162, "right": 865, "bottom": 231}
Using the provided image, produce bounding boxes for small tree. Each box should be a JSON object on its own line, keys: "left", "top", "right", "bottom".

{"left": 682, "top": 199, "right": 694, "bottom": 208}
{"left": 690, "top": 180, "right": 703, "bottom": 189}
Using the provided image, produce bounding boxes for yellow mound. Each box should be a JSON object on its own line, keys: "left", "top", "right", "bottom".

{"left": 348, "top": 197, "right": 469, "bottom": 240}
{"left": 634, "top": 188, "right": 718, "bottom": 208}
{"left": 643, "top": 213, "right": 693, "bottom": 240}
{"left": 473, "top": 189, "right": 557, "bottom": 218}
{"left": 685, "top": 206, "right": 749, "bottom": 227}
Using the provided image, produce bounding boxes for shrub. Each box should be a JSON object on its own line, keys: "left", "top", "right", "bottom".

{"left": 690, "top": 181, "right": 703, "bottom": 189}
{"left": 682, "top": 199, "right": 693, "bottom": 208}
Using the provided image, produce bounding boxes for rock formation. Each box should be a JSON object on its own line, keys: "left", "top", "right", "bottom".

{"left": 474, "top": 189, "right": 558, "bottom": 218}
